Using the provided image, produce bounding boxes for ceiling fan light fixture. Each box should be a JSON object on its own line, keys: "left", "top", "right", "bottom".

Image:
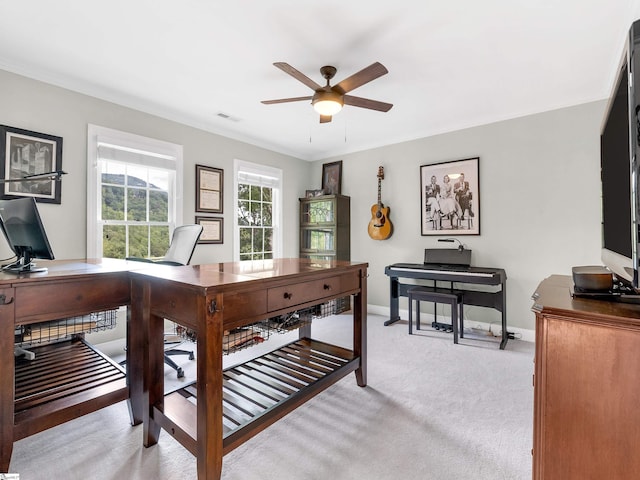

{"left": 312, "top": 91, "right": 344, "bottom": 116}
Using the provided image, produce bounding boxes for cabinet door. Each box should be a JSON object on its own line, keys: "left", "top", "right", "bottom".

{"left": 300, "top": 227, "right": 336, "bottom": 254}
{"left": 301, "top": 198, "right": 335, "bottom": 225}
{"left": 534, "top": 314, "right": 640, "bottom": 479}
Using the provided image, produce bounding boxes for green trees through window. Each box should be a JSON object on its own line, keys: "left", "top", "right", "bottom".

{"left": 237, "top": 183, "right": 273, "bottom": 260}
{"left": 101, "top": 168, "right": 171, "bottom": 259}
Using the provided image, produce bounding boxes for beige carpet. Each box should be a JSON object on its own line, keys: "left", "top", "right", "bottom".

{"left": 9, "top": 313, "right": 534, "bottom": 479}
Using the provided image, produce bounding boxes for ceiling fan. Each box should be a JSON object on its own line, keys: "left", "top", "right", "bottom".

{"left": 261, "top": 62, "right": 393, "bottom": 123}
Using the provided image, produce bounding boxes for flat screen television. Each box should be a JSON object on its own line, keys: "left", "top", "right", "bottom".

{"left": 600, "top": 19, "right": 640, "bottom": 294}
{"left": 0, "top": 197, "right": 54, "bottom": 273}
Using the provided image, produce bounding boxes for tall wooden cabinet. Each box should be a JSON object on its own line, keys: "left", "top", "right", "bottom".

{"left": 299, "top": 194, "right": 350, "bottom": 261}
{"left": 300, "top": 194, "right": 350, "bottom": 313}
{"left": 531, "top": 275, "right": 640, "bottom": 479}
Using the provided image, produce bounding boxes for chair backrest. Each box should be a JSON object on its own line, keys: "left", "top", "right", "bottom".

{"left": 161, "top": 224, "right": 203, "bottom": 266}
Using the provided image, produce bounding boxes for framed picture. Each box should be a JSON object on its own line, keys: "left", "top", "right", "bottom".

{"left": 0, "top": 125, "right": 63, "bottom": 204}
{"left": 420, "top": 157, "right": 480, "bottom": 236}
{"left": 195, "top": 216, "right": 223, "bottom": 244}
{"left": 196, "top": 164, "right": 223, "bottom": 214}
{"left": 305, "top": 189, "right": 326, "bottom": 198}
{"left": 322, "top": 160, "right": 342, "bottom": 195}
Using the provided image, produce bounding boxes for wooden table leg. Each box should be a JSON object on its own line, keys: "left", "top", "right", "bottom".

{"left": 354, "top": 268, "right": 367, "bottom": 387}
{"left": 126, "top": 286, "right": 143, "bottom": 426}
{"left": 138, "top": 279, "right": 163, "bottom": 447}
{"left": 0, "top": 288, "right": 15, "bottom": 473}
{"left": 197, "top": 294, "right": 223, "bottom": 480}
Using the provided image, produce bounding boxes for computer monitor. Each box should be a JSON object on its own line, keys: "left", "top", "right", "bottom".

{"left": 0, "top": 197, "right": 54, "bottom": 273}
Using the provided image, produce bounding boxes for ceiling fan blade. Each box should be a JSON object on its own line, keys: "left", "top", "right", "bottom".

{"left": 273, "top": 62, "right": 322, "bottom": 91}
{"left": 261, "top": 96, "right": 312, "bottom": 105}
{"left": 320, "top": 115, "right": 332, "bottom": 123}
{"left": 344, "top": 95, "right": 393, "bottom": 112}
{"left": 333, "top": 62, "right": 389, "bottom": 94}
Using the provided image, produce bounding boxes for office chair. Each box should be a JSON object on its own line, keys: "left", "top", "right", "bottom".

{"left": 126, "top": 224, "right": 203, "bottom": 378}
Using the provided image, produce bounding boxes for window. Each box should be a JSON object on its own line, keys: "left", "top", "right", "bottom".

{"left": 234, "top": 159, "right": 282, "bottom": 261}
{"left": 87, "top": 125, "right": 183, "bottom": 259}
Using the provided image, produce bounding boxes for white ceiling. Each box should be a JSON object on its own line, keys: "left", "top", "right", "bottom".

{"left": 0, "top": 1, "right": 638, "bottom": 161}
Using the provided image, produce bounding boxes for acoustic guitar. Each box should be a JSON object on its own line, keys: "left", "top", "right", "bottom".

{"left": 368, "top": 166, "right": 393, "bottom": 240}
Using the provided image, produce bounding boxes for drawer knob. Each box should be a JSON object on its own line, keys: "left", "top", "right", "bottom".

{"left": 283, "top": 292, "right": 293, "bottom": 300}
{"left": 324, "top": 284, "right": 331, "bottom": 290}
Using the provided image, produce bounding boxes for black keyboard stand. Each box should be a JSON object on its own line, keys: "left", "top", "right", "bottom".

{"left": 384, "top": 263, "right": 509, "bottom": 349}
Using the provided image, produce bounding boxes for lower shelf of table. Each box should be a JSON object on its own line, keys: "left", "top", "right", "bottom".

{"left": 13, "top": 338, "right": 128, "bottom": 440}
{"left": 155, "top": 337, "right": 359, "bottom": 455}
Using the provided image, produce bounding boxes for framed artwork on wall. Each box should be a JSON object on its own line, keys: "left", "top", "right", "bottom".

{"left": 195, "top": 216, "right": 223, "bottom": 244}
{"left": 196, "top": 164, "right": 223, "bottom": 214}
{"left": 420, "top": 157, "right": 480, "bottom": 236}
{"left": 0, "top": 125, "right": 63, "bottom": 204}
{"left": 322, "top": 160, "right": 342, "bottom": 195}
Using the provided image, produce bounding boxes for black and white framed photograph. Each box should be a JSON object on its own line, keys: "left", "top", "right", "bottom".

{"left": 0, "top": 125, "right": 63, "bottom": 204}
{"left": 420, "top": 157, "right": 480, "bottom": 235}
{"left": 196, "top": 164, "right": 223, "bottom": 214}
{"left": 196, "top": 216, "right": 223, "bottom": 244}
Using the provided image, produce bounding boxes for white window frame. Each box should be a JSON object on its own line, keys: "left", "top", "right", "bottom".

{"left": 233, "top": 159, "right": 283, "bottom": 261}
{"left": 87, "top": 124, "right": 183, "bottom": 258}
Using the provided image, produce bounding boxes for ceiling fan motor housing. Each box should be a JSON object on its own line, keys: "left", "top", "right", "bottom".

{"left": 320, "top": 65, "right": 337, "bottom": 82}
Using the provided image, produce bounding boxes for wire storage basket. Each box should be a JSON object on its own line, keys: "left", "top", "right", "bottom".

{"left": 170, "top": 297, "right": 352, "bottom": 356}
{"left": 15, "top": 309, "right": 119, "bottom": 347}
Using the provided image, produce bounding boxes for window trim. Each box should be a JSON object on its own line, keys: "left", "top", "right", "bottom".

{"left": 87, "top": 124, "right": 183, "bottom": 258}
{"left": 233, "top": 159, "right": 283, "bottom": 261}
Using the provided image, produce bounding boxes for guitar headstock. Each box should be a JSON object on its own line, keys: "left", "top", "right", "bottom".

{"left": 377, "top": 166, "right": 384, "bottom": 180}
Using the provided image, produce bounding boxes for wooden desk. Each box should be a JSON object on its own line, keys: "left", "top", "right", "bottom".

{"left": 532, "top": 275, "right": 640, "bottom": 479}
{"left": 129, "top": 258, "right": 368, "bottom": 480}
{"left": 0, "top": 259, "right": 143, "bottom": 473}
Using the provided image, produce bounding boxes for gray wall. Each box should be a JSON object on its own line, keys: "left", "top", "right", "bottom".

{"left": 1, "top": 68, "right": 606, "bottom": 333}
{"left": 0, "top": 69, "right": 309, "bottom": 264}
{"left": 315, "top": 101, "right": 605, "bottom": 332}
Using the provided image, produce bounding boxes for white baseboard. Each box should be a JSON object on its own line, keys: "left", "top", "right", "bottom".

{"left": 367, "top": 304, "right": 535, "bottom": 343}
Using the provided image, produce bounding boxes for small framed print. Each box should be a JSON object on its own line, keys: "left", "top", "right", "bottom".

{"left": 196, "top": 216, "right": 223, "bottom": 244}
{"left": 196, "top": 164, "right": 223, "bottom": 214}
{"left": 305, "top": 189, "right": 326, "bottom": 198}
{"left": 0, "top": 125, "right": 63, "bottom": 204}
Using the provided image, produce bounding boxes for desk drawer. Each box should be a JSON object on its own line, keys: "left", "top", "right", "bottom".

{"left": 149, "top": 287, "right": 268, "bottom": 329}
{"left": 268, "top": 274, "right": 356, "bottom": 311}
{"left": 221, "top": 290, "right": 267, "bottom": 324}
{"left": 15, "top": 274, "right": 130, "bottom": 323}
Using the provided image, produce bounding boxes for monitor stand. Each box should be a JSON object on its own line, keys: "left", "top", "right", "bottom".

{"left": 2, "top": 255, "right": 47, "bottom": 274}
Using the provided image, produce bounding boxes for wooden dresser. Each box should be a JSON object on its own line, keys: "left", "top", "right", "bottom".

{"left": 531, "top": 275, "right": 640, "bottom": 479}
